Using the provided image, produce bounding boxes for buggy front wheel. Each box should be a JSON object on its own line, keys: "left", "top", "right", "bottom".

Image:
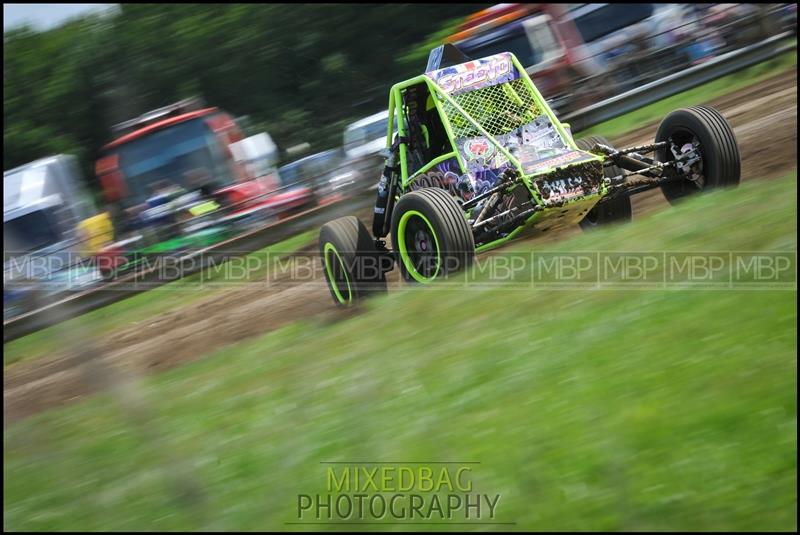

{"left": 319, "top": 216, "right": 387, "bottom": 306}
{"left": 391, "top": 188, "right": 475, "bottom": 283}
{"left": 656, "top": 105, "right": 740, "bottom": 204}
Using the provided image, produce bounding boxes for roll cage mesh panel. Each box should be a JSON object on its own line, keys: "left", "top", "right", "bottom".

{"left": 439, "top": 78, "right": 543, "bottom": 140}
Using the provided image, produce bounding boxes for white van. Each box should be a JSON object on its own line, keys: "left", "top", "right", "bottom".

{"left": 343, "top": 110, "right": 392, "bottom": 162}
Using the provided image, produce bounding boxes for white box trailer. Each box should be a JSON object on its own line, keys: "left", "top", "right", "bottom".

{"left": 4, "top": 155, "right": 103, "bottom": 318}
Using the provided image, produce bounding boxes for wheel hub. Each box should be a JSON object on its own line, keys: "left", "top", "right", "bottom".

{"left": 670, "top": 136, "right": 705, "bottom": 188}
{"left": 414, "top": 229, "right": 430, "bottom": 252}
{"left": 402, "top": 215, "right": 439, "bottom": 279}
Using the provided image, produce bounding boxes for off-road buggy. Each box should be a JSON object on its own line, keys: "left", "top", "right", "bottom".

{"left": 319, "top": 45, "right": 740, "bottom": 305}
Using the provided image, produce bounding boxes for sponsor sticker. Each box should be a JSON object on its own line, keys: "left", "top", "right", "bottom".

{"left": 463, "top": 138, "right": 496, "bottom": 161}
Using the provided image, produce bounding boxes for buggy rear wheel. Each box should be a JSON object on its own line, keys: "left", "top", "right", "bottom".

{"left": 575, "top": 135, "right": 632, "bottom": 230}
{"left": 319, "top": 216, "right": 387, "bottom": 306}
{"left": 391, "top": 188, "right": 475, "bottom": 283}
{"left": 655, "top": 105, "right": 740, "bottom": 204}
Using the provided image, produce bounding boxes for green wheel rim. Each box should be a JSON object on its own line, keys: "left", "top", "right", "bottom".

{"left": 397, "top": 209, "right": 441, "bottom": 283}
{"left": 323, "top": 242, "right": 352, "bottom": 304}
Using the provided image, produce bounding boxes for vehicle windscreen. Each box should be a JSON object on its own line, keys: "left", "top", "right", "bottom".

{"left": 573, "top": 4, "right": 654, "bottom": 43}
{"left": 4, "top": 209, "right": 60, "bottom": 261}
{"left": 111, "top": 117, "right": 232, "bottom": 205}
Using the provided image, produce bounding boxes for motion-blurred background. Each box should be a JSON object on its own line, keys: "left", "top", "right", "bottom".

{"left": 3, "top": 4, "right": 797, "bottom": 531}
{"left": 3, "top": 3, "right": 796, "bottom": 322}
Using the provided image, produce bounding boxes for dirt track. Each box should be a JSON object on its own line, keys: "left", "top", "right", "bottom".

{"left": 4, "top": 68, "right": 797, "bottom": 425}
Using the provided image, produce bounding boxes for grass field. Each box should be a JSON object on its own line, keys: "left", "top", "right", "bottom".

{"left": 5, "top": 173, "right": 796, "bottom": 531}
{"left": 577, "top": 49, "right": 797, "bottom": 139}
{"left": 2, "top": 230, "right": 317, "bottom": 367}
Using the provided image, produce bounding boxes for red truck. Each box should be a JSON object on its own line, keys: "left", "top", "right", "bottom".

{"left": 96, "top": 98, "right": 314, "bottom": 220}
{"left": 93, "top": 98, "right": 316, "bottom": 278}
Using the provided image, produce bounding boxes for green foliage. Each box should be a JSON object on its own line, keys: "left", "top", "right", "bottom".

{"left": 4, "top": 4, "right": 484, "bottom": 188}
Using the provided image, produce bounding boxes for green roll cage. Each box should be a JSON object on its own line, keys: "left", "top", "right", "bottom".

{"left": 382, "top": 52, "right": 606, "bottom": 252}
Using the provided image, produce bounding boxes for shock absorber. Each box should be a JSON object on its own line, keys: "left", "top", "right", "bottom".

{"left": 372, "top": 148, "right": 398, "bottom": 238}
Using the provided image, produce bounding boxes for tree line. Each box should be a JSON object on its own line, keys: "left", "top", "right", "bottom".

{"left": 4, "top": 3, "right": 487, "bottom": 190}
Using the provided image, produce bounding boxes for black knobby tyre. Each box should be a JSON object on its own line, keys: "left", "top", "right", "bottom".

{"left": 390, "top": 188, "right": 475, "bottom": 283}
{"left": 319, "top": 216, "right": 387, "bottom": 306}
{"left": 575, "top": 135, "right": 632, "bottom": 230}
{"left": 656, "top": 105, "right": 740, "bottom": 204}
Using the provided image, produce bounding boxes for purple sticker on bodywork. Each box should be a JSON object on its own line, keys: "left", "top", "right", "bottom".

{"left": 408, "top": 157, "right": 475, "bottom": 200}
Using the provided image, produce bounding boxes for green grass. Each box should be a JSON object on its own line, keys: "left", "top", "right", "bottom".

{"left": 577, "top": 49, "right": 797, "bottom": 140}
{"left": 3, "top": 229, "right": 317, "bottom": 367}
{"left": 4, "top": 173, "right": 796, "bottom": 531}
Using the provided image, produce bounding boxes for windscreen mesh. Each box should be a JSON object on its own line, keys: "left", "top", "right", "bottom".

{"left": 440, "top": 78, "right": 543, "bottom": 139}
